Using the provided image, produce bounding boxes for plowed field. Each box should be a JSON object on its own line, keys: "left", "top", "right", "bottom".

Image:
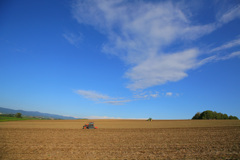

{"left": 0, "top": 120, "right": 240, "bottom": 159}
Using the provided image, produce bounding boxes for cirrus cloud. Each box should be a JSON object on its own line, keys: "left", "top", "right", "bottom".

{"left": 75, "top": 89, "right": 131, "bottom": 105}
{"left": 72, "top": 0, "right": 240, "bottom": 90}
{"left": 166, "top": 92, "right": 173, "bottom": 96}
{"left": 125, "top": 49, "right": 199, "bottom": 90}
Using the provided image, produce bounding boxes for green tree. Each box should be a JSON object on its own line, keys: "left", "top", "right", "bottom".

{"left": 229, "top": 115, "right": 239, "bottom": 120}
{"left": 223, "top": 114, "right": 228, "bottom": 119}
{"left": 215, "top": 112, "right": 223, "bottom": 119}
{"left": 192, "top": 112, "right": 201, "bottom": 119}
{"left": 200, "top": 110, "right": 214, "bottom": 119}
{"left": 15, "top": 113, "right": 22, "bottom": 118}
{"left": 192, "top": 110, "right": 238, "bottom": 120}
{"left": 147, "top": 118, "right": 152, "bottom": 121}
{"left": 232, "top": 116, "right": 239, "bottom": 120}
{"left": 212, "top": 111, "right": 217, "bottom": 119}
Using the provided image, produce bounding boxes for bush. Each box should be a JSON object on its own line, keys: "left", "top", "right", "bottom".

{"left": 0, "top": 114, "right": 15, "bottom": 117}
{"left": 200, "top": 110, "right": 214, "bottom": 119}
{"left": 192, "top": 110, "right": 238, "bottom": 120}
{"left": 229, "top": 115, "right": 239, "bottom": 120}
{"left": 192, "top": 112, "right": 201, "bottom": 119}
{"left": 15, "top": 113, "right": 22, "bottom": 118}
{"left": 147, "top": 118, "right": 152, "bottom": 121}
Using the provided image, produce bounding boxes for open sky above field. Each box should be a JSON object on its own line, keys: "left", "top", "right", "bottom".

{"left": 1, "top": 0, "right": 240, "bottom": 119}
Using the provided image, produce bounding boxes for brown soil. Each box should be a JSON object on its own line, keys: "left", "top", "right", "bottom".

{"left": 0, "top": 120, "right": 240, "bottom": 159}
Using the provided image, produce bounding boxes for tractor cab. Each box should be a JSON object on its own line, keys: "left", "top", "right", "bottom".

{"left": 88, "top": 122, "right": 95, "bottom": 129}
{"left": 82, "top": 122, "right": 98, "bottom": 129}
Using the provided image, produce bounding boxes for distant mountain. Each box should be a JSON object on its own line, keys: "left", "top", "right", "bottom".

{"left": 0, "top": 107, "right": 79, "bottom": 119}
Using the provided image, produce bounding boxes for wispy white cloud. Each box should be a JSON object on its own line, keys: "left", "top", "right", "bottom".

{"left": 197, "top": 55, "right": 218, "bottom": 66}
{"left": 133, "top": 92, "right": 149, "bottom": 99}
{"left": 72, "top": 0, "right": 240, "bottom": 90}
{"left": 76, "top": 90, "right": 109, "bottom": 100}
{"left": 197, "top": 51, "right": 240, "bottom": 67}
{"left": 63, "top": 32, "right": 82, "bottom": 47}
{"left": 150, "top": 93, "right": 159, "bottom": 98}
{"left": 166, "top": 92, "right": 173, "bottom": 96}
{"left": 125, "top": 49, "right": 199, "bottom": 90}
{"left": 218, "top": 5, "right": 240, "bottom": 24}
{"left": 210, "top": 38, "right": 240, "bottom": 53}
{"left": 103, "top": 100, "right": 131, "bottom": 105}
{"left": 85, "top": 116, "right": 146, "bottom": 119}
{"left": 75, "top": 89, "right": 130, "bottom": 105}
{"left": 86, "top": 115, "right": 121, "bottom": 119}
{"left": 198, "top": 37, "right": 240, "bottom": 66}
{"left": 217, "top": 51, "right": 240, "bottom": 60}
{"left": 133, "top": 91, "right": 178, "bottom": 99}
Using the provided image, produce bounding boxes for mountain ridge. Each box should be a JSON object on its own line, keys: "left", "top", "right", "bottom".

{"left": 0, "top": 107, "right": 80, "bottom": 119}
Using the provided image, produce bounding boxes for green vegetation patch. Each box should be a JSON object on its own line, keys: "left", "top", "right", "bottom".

{"left": 0, "top": 113, "right": 46, "bottom": 122}
{"left": 0, "top": 116, "right": 30, "bottom": 122}
{"left": 192, "top": 110, "right": 239, "bottom": 120}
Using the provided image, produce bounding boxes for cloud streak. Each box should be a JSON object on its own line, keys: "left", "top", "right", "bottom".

{"left": 75, "top": 89, "right": 130, "bottom": 105}
{"left": 218, "top": 5, "right": 240, "bottom": 24}
{"left": 86, "top": 116, "right": 121, "bottom": 119}
{"left": 76, "top": 90, "right": 109, "bottom": 100}
{"left": 133, "top": 91, "right": 178, "bottom": 99}
{"left": 210, "top": 38, "right": 240, "bottom": 53}
{"left": 72, "top": 0, "right": 240, "bottom": 90}
{"left": 63, "top": 32, "right": 82, "bottom": 47}
{"left": 103, "top": 100, "right": 131, "bottom": 105}
{"left": 125, "top": 49, "right": 199, "bottom": 90}
{"left": 166, "top": 92, "right": 173, "bottom": 96}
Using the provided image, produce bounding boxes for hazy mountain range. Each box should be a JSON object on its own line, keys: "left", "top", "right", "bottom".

{"left": 0, "top": 107, "right": 80, "bottom": 119}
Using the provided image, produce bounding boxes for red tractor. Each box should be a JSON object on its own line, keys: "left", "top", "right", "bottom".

{"left": 82, "top": 122, "right": 98, "bottom": 129}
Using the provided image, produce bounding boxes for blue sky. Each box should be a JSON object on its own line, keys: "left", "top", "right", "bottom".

{"left": 1, "top": 0, "right": 240, "bottom": 119}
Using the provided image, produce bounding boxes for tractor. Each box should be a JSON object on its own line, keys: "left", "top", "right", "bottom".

{"left": 82, "top": 122, "right": 98, "bottom": 129}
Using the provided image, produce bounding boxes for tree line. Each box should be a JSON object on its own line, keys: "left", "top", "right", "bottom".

{"left": 0, "top": 113, "right": 22, "bottom": 118}
{"left": 192, "top": 110, "right": 238, "bottom": 120}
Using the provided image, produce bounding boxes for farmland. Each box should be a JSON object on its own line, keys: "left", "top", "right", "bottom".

{"left": 0, "top": 120, "right": 240, "bottom": 159}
